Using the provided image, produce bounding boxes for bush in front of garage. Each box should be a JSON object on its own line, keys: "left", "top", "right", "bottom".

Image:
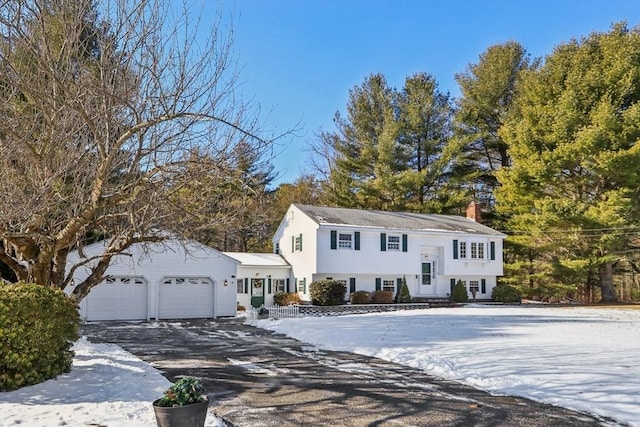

{"left": 273, "top": 292, "right": 301, "bottom": 306}
{"left": 309, "top": 280, "right": 346, "bottom": 306}
{"left": 0, "top": 282, "right": 79, "bottom": 391}
{"left": 350, "top": 291, "right": 371, "bottom": 304}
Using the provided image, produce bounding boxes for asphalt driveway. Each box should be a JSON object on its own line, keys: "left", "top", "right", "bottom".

{"left": 82, "top": 318, "right": 612, "bottom": 427}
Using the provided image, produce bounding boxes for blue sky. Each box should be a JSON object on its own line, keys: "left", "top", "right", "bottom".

{"left": 212, "top": 0, "right": 639, "bottom": 185}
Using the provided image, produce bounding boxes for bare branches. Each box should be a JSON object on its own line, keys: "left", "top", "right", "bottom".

{"left": 0, "top": 0, "right": 275, "bottom": 291}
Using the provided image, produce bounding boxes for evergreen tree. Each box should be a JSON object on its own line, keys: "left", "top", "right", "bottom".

{"left": 454, "top": 41, "right": 534, "bottom": 217}
{"left": 496, "top": 23, "right": 640, "bottom": 302}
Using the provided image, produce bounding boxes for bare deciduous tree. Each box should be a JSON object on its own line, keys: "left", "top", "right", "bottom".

{"left": 0, "top": 0, "right": 272, "bottom": 300}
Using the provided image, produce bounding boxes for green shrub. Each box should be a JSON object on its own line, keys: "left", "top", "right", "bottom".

{"left": 350, "top": 291, "right": 371, "bottom": 304}
{"left": 451, "top": 280, "right": 469, "bottom": 303}
{"left": 309, "top": 280, "right": 346, "bottom": 306}
{"left": 492, "top": 285, "right": 522, "bottom": 303}
{"left": 371, "top": 290, "right": 393, "bottom": 304}
{"left": 273, "top": 292, "right": 300, "bottom": 306}
{"left": 395, "top": 276, "right": 411, "bottom": 303}
{"left": 154, "top": 376, "right": 205, "bottom": 407}
{"left": 0, "top": 282, "right": 80, "bottom": 391}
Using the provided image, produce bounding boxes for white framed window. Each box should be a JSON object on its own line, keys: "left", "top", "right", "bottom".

{"left": 470, "top": 242, "right": 485, "bottom": 259}
{"left": 469, "top": 280, "right": 479, "bottom": 293}
{"left": 275, "top": 242, "right": 280, "bottom": 254}
{"left": 237, "top": 279, "right": 245, "bottom": 294}
{"left": 387, "top": 235, "right": 401, "bottom": 251}
{"left": 295, "top": 235, "right": 302, "bottom": 252}
{"left": 273, "top": 279, "right": 286, "bottom": 293}
{"left": 382, "top": 279, "right": 395, "bottom": 292}
{"left": 338, "top": 233, "right": 353, "bottom": 249}
{"left": 459, "top": 241, "right": 467, "bottom": 259}
{"left": 297, "top": 278, "right": 306, "bottom": 292}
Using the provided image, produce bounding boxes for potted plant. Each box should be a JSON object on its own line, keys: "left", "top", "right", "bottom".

{"left": 152, "top": 376, "right": 208, "bottom": 427}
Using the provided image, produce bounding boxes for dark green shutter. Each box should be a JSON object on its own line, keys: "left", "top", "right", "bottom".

{"left": 396, "top": 277, "right": 402, "bottom": 291}
{"left": 244, "top": 278, "right": 249, "bottom": 294}
{"left": 330, "top": 230, "right": 337, "bottom": 249}
{"left": 354, "top": 232, "right": 360, "bottom": 250}
{"left": 286, "top": 278, "right": 290, "bottom": 293}
{"left": 350, "top": 277, "right": 356, "bottom": 293}
{"left": 292, "top": 235, "right": 295, "bottom": 252}
{"left": 303, "top": 278, "right": 307, "bottom": 293}
{"left": 490, "top": 242, "right": 496, "bottom": 260}
{"left": 453, "top": 240, "right": 458, "bottom": 259}
{"left": 375, "top": 278, "right": 382, "bottom": 291}
{"left": 299, "top": 234, "right": 303, "bottom": 251}
{"left": 481, "top": 279, "right": 486, "bottom": 294}
{"left": 450, "top": 278, "right": 455, "bottom": 294}
{"left": 268, "top": 278, "right": 272, "bottom": 294}
{"left": 380, "top": 233, "right": 387, "bottom": 251}
{"left": 402, "top": 234, "right": 408, "bottom": 252}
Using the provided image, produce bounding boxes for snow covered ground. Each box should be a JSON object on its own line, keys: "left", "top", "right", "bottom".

{"left": 257, "top": 305, "right": 640, "bottom": 427}
{"left": 0, "top": 338, "right": 226, "bottom": 427}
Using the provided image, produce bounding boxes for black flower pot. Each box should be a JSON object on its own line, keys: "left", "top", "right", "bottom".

{"left": 152, "top": 398, "right": 208, "bottom": 427}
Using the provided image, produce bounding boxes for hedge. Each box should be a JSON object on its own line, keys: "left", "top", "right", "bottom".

{"left": 492, "top": 284, "right": 522, "bottom": 303}
{"left": 0, "top": 282, "right": 80, "bottom": 391}
{"left": 273, "top": 292, "right": 300, "bottom": 306}
{"left": 350, "top": 291, "right": 371, "bottom": 304}
{"left": 309, "top": 280, "right": 346, "bottom": 306}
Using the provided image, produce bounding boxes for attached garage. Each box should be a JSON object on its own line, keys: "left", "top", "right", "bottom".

{"left": 68, "top": 239, "right": 239, "bottom": 321}
{"left": 158, "top": 277, "right": 214, "bottom": 319}
{"left": 84, "top": 276, "right": 148, "bottom": 321}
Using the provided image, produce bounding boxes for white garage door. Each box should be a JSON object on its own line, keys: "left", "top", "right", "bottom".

{"left": 85, "top": 277, "right": 148, "bottom": 321}
{"left": 158, "top": 277, "right": 214, "bottom": 319}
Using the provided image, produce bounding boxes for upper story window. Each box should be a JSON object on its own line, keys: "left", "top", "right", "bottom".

{"left": 454, "top": 239, "right": 493, "bottom": 260}
{"left": 338, "top": 233, "right": 352, "bottom": 249}
{"left": 274, "top": 242, "right": 280, "bottom": 254}
{"left": 387, "top": 235, "right": 401, "bottom": 251}
{"left": 295, "top": 235, "right": 302, "bottom": 251}
{"left": 459, "top": 241, "right": 467, "bottom": 258}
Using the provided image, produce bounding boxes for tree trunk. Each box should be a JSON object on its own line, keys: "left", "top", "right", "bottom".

{"left": 599, "top": 262, "right": 617, "bottom": 303}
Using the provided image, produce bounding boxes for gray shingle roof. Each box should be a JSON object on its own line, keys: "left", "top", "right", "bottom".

{"left": 294, "top": 204, "right": 505, "bottom": 237}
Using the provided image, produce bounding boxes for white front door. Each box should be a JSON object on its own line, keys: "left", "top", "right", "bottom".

{"left": 420, "top": 257, "right": 437, "bottom": 295}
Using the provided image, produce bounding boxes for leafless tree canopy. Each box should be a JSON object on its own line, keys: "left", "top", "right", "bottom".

{"left": 0, "top": 0, "right": 271, "bottom": 299}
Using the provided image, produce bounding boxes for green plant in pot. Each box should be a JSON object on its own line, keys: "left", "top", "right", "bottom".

{"left": 153, "top": 376, "right": 208, "bottom": 427}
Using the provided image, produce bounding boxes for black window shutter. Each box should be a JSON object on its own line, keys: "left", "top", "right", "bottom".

{"left": 375, "top": 278, "right": 382, "bottom": 291}
{"left": 286, "top": 278, "right": 290, "bottom": 293}
{"left": 244, "top": 278, "right": 249, "bottom": 294}
{"left": 402, "top": 234, "right": 408, "bottom": 252}
{"left": 268, "top": 278, "right": 272, "bottom": 294}
{"left": 453, "top": 240, "right": 458, "bottom": 259}
{"left": 481, "top": 279, "right": 486, "bottom": 294}
{"left": 354, "top": 232, "right": 360, "bottom": 250}
{"left": 350, "top": 277, "right": 356, "bottom": 293}
{"left": 380, "top": 233, "right": 387, "bottom": 251}
{"left": 490, "top": 242, "right": 496, "bottom": 260}
{"left": 450, "top": 278, "right": 455, "bottom": 293}
{"left": 330, "top": 230, "right": 337, "bottom": 249}
{"left": 396, "top": 277, "right": 402, "bottom": 290}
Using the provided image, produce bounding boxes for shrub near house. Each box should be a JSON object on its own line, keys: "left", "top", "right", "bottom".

{"left": 310, "top": 280, "right": 346, "bottom": 306}
{"left": 0, "top": 283, "right": 79, "bottom": 391}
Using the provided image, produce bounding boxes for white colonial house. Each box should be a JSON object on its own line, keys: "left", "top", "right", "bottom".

{"left": 272, "top": 204, "right": 506, "bottom": 302}
{"left": 67, "top": 239, "right": 239, "bottom": 321}
{"left": 223, "top": 252, "right": 291, "bottom": 308}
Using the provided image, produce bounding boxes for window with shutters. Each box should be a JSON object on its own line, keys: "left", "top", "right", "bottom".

{"left": 338, "top": 233, "right": 353, "bottom": 249}
{"left": 237, "top": 279, "right": 245, "bottom": 294}
{"left": 382, "top": 279, "right": 395, "bottom": 292}
{"left": 459, "top": 241, "right": 467, "bottom": 258}
{"left": 294, "top": 235, "right": 302, "bottom": 252}
{"left": 273, "top": 279, "right": 286, "bottom": 293}
{"left": 387, "top": 235, "right": 401, "bottom": 251}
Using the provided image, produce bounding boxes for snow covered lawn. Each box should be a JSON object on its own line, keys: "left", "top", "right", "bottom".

{"left": 0, "top": 338, "right": 226, "bottom": 427}
{"left": 257, "top": 305, "right": 640, "bottom": 427}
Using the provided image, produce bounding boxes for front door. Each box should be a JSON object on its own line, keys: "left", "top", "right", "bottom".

{"left": 250, "top": 278, "right": 265, "bottom": 308}
{"left": 420, "top": 258, "right": 437, "bottom": 294}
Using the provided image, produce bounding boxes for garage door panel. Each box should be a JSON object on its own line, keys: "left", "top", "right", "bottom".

{"left": 85, "top": 277, "right": 148, "bottom": 321}
{"left": 158, "top": 277, "right": 214, "bottom": 319}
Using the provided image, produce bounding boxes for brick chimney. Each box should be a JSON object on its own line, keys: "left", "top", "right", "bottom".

{"left": 466, "top": 201, "right": 482, "bottom": 223}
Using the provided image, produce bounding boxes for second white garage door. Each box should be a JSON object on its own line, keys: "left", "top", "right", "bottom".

{"left": 158, "top": 277, "right": 214, "bottom": 319}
